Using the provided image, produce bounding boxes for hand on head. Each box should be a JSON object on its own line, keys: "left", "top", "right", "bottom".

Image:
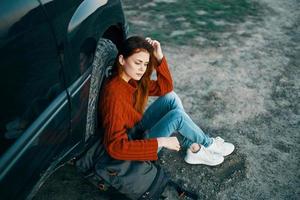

{"left": 145, "top": 37, "right": 164, "bottom": 63}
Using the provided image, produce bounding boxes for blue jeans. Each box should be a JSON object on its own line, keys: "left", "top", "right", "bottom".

{"left": 136, "top": 91, "right": 213, "bottom": 151}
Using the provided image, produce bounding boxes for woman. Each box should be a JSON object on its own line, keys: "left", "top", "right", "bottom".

{"left": 98, "top": 36, "right": 234, "bottom": 166}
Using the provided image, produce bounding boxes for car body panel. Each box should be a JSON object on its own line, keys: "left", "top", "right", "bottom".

{"left": 0, "top": 0, "right": 127, "bottom": 199}
{"left": 0, "top": 92, "right": 71, "bottom": 199}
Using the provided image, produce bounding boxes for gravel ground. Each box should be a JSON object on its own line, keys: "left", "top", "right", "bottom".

{"left": 34, "top": 0, "right": 299, "bottom": 199}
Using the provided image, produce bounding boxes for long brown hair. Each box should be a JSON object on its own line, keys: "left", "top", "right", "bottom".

{"left": 110, "top": 36, "right": 158, "bottom": 114}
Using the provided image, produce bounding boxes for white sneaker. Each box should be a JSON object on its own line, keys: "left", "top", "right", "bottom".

{"left": 205, "top": 137, "right": 235, "bottom": 156}
{"left": 184, "top": 147, "right": 224, "bottom": 166}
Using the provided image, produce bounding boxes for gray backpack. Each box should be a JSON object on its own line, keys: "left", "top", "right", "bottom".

{"left": 74, "top": 38, "right": 198, "bottom": 200}
{"left": 75, "top": 128, "right": 198, "bottom": 200}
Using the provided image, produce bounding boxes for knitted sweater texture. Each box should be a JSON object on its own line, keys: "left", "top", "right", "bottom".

{"left": 98, "top": 56, "right": 173, "bottom": 161}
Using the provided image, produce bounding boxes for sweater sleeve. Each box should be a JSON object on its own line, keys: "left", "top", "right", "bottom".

{"left": 148, "top": 56, "right": 174, "bottom": 96}
{"left": 99, "top": 95, "right": 158, "bottom": 161}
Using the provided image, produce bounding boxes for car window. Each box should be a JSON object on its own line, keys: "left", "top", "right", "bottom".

{"left": 0, "top": 2, "right": 65, "bottom": 155}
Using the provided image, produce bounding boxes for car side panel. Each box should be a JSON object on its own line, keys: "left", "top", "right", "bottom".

{"left": 0, "top": 1, "right": 72, "bottom": 199}
{"left": 0, "top": 93, "right": 71, "bottom": 199}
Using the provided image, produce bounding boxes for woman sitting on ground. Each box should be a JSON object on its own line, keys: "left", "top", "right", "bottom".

{"left": 98, "top": 36, "right": 234, "bottom": 166}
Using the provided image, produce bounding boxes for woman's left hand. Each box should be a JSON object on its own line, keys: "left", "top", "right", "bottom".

{"left": 145, "top": 37, "right": 164, "bottom": 63}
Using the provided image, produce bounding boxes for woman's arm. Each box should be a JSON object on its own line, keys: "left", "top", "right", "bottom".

{"left": 100, "top": 94, "right": 159, "bottom": 161}
{"left": 146, "top": 37, "right": 164, "bottom": 63}
{"left": 100, "top": 98, "right": 181, "bottom": 160}
{"left": 146, "top": 38, "right": 174, "bottom": 96}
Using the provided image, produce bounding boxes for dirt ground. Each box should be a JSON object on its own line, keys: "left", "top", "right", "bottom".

{"left": 34, "top": 0, "right": 299, "bottom": 199}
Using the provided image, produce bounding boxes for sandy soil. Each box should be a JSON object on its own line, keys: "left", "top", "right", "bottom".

{"left": 34, "top": 0, "right": 299, "bottom": 199}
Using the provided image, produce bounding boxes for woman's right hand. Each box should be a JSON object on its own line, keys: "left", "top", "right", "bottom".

{"left": 145, "top": 37, "right": 164, "bottom": 63}
{"left": 157, "top": 137, "right": 180, "bottom": 151}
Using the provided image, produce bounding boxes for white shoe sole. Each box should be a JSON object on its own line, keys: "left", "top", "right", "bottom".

{"left": 184, "top": 156, "right": 224, "bottom": 166}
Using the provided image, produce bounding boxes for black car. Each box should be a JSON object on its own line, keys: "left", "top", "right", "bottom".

{"left": 0, "top": 0, "right": 127, "bottom": 199}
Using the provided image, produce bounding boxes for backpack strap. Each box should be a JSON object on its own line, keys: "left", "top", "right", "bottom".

{"left": 167, "top": 180, "right": 199, "bottom": 200}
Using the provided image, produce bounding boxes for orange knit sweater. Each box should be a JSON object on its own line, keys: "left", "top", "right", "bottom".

{"left": 98, "top": 56, "right": 173, "bottom": 161}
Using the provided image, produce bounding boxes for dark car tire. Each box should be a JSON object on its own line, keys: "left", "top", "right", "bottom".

{"left": 85, "top": 38, "right": 118, "bottom": 142}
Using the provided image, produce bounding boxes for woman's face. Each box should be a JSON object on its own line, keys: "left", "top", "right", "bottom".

{"left": 119, "top": 50, "right": 149, "bottom": 82}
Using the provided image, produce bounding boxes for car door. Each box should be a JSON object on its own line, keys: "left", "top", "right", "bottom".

{"left": 0, "top": 0, "right": 73, "bottom": 199}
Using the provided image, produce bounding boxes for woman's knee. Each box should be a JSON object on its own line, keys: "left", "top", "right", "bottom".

{"left": 163, "top": 91, "right": 178, "bottom": 99}
{"left": 162, "top": 91, "right": 184, "bottom": 110}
